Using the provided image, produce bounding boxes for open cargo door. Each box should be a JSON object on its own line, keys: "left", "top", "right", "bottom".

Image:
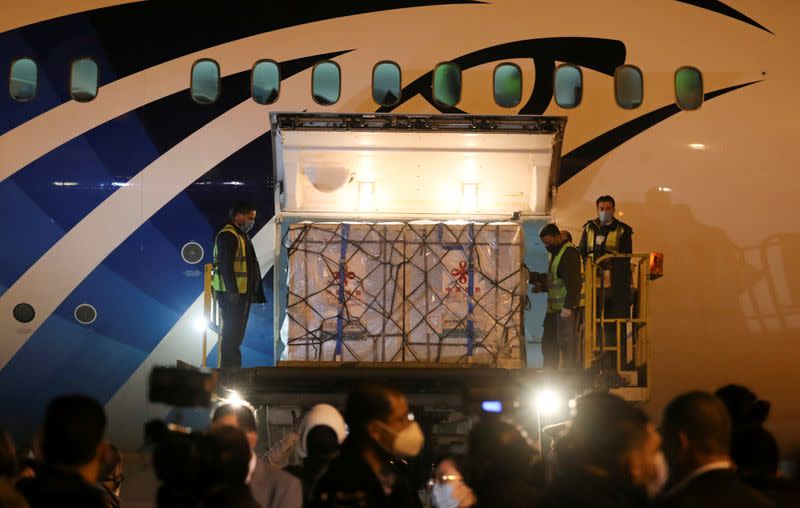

{"left": 270, "top": 114, "right": 567, "bottom": 367}
{"left": 272, "top": 113, "right": 566, "bottom": 220}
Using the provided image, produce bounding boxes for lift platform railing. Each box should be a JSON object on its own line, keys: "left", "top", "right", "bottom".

{"left": 202, "top": 263, "right": 222, "bottom": 368}
{"left": 582, "top": 253, "right": 662, "bottom": 399}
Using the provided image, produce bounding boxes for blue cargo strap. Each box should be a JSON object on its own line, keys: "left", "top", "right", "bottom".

{"left": 466, "top": 223, "right": 475, "bottom": 357}
{"left": 334, "top": 223, "right": 351, "bottom": 359}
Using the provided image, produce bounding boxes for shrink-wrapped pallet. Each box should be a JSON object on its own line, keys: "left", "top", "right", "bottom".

{"left": 282, "top": 221, "right": 524, "bottom": 367}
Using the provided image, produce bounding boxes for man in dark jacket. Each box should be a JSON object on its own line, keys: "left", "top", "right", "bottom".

{"left": 532, "top": 223, "right": 582, "bottom": 369}
{"left": 310, "top": 383, "right": 424, "bottom": 508}
{"left": 540, "top": 392, "right": 665, "bottom": 508}
{"left": 463, "top": 419, "right": 541, "bottom": 508}
{"left": 579, "top": 195, "right": 634, "bottom": 373}
{"left": 212, "top": 201, "right": 267, "bottom": 368}
{"left": 659, "top": 391, "right": 773, "bottom": 508}
{"left": 17, "top": 395, "right": 108, "bottom": 508}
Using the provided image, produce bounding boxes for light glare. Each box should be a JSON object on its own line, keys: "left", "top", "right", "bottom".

{"left": 534, "top": 389, "right": 561, "bottom": 415}
{"left": 688, "top": 143, "right": 706, "bottom": 150}
{"left": 225, "top": 389, "right": 245, "bottom": 407}
{"left": 192, "top": 316, "right": 208, "bottom": 332}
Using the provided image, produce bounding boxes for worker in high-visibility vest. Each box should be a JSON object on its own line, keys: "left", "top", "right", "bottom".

{"left": 212, "top": 201, "right": 266, "bottom": 368}
{"left": 530, "top": 223, "right": 582, "bottom": 369}
{"left": 578, "top": 195, "right": 633, "bottom": 373}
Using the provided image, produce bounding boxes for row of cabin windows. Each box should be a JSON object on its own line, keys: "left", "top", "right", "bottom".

{"left": 7, "top": 57, "right": 706, "bottom": 111}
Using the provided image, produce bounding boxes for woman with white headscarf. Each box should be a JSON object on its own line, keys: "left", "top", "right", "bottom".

{"left": 285, "top": 404, "right": 347, "bottom": 507}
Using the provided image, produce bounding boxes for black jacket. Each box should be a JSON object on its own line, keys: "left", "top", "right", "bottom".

{"left": 216, "top": 223, "right": 266, "bottom": 303}
{"left": 538, "top": 470, "right": 650, "bottom": 508}
{"left": 659, "top": 469, "right": 774, "bottom": 508}
{"left": 309, "top": 442, "right": 420, "bottom": 508}
{"left": 17, "top": 467, "right": 106, "bottom": 508}
{"left": 578, "top": 218, "right": 633, "bottom": 259}
{"left": 579, "top": 218, "right": 634, "bottom": 303}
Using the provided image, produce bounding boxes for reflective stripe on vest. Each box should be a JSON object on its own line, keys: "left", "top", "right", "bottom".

{"left": 585, "top": 221, "right": 624, "bottom": 254}
{"left": 547, "top": 242, "right": 575, "bottom": 312}
{"left": 211, "top": 224, "right": 248, "bottom": 293}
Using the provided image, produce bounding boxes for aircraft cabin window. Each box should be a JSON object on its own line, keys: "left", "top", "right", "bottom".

{"left": 373, "top": 61, "right": 401, "bottom": 107}
{"left": 615, "top": 65, "right": 643, "bottom": 109}
{"left": 70, "top": 58, "right": 98, "bottom": 102}
{"left": 74, "top": 304, "right": 97, "bottom": 325}
{"left": 9, "top": 58, "right": 38, "bottom": 101}
{"left": 494, "top": 63, "right": 522, "bottom": 108}
{"left": 191, "top": 59, "right": 221, "bottom": 104}
{"left": 13, "top": 303, "right": 35, "bottom": 323}
{"left": 433, "top": 62, "right": 461, "bottom": 108}
{"left": 675, "top": 66, "right": 703, "bottom": 110}
{"left": 312, "top": 61, "right": 341, "bottom": 106}
{"left": 554, "top": 64, "right": 582, "bottom": 109}
{"left": 252, "top": 60, "right": 280, "bottom": 105}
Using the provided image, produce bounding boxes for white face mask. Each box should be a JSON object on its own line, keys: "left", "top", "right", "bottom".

{"left": 432, "top": 482, "right": 460, "bottom": 508}
{"left": 598, "top": 210, "right": 613, "bottom": 224}
{"left": 647, "top": 451, "right": 669, "bottom": 497}
{"left": 376, "top": 420, "right": 425, "bottom": 458}
{"left": 240, "top": 220, "right": 254, "bottom": 233}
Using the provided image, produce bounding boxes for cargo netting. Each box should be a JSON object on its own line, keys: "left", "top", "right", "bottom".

{"left": 280, "top": 221, "right": 526, "bottom": 368}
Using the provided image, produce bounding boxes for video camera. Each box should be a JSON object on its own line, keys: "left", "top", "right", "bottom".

{"left": 145, "top": 365, "right": 248, "bottom": 508}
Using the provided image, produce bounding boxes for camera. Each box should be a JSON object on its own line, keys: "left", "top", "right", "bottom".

{"left": 146, "top": 366, "right": 249, "bottom": 508}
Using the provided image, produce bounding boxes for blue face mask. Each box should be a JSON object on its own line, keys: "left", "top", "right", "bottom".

{"left": 432, "top": 483, "right": 459, "bottom": 508}
{"left": 598, "top": 211, "right": 612, "bottom": 224}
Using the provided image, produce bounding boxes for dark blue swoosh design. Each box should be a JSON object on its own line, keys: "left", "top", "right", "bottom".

{"left": 0, "top": 51, "right": 347, "bottom": 297}
{"left": 0, "top": 134, "right": 277, "bottom": 440}
{"left": 558, "top": 80, "right": 763, "bottom": 185}
{"left": 0, "top": 1, "right": 481, "bottom": 134}
{"left": 675, "top": 0, "right": 773, "bottom": 34}
{"left": 378, "top": 37, "right": 626, "bottom": 114}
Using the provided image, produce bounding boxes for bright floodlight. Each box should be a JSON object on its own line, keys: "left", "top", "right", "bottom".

{"left": 534, "top": 389, "right": 561, "bottom": 415}
{"left": 225, "top": 389, "right": 245, "bottom": 407}
{"left": 192, "top": 316, "right": 208, "bottom": 332}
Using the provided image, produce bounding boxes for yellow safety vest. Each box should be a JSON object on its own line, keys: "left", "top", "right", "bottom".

{"left": 585, "top": 221, "right": 625, "bottom": 255}
{"left": 585, "top": 220, "right": 626, "bottom": 289}
{"left": 547, "top": 242, "right": 579, "bottom": 312}
{"left": 211, "top": 224, "right": 248, "bottom": 293}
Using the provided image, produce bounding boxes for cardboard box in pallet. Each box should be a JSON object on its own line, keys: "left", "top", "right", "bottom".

{"left": 403, "top": 222, "right": 524, "bottom": 367}
{"left": 284, "top": 223, "right": 405, "bottom": 361}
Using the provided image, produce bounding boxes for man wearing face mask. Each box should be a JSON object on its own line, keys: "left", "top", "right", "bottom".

{"left": 579, "top": 195, "right": 634, "bottom": 374}
{"left": 531, "top": 223, "right": 582, "bottom": 369}
{"left": 212, "top": 201, "right": 266, "bottom": 368}
{"left": 541, "top": 392, "right": 667, "bottom": 508}
{"left": 310, "top": 383, "right": 424, "bottom": 508}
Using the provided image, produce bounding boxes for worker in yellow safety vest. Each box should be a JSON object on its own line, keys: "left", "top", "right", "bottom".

{"left": 578, "top": 195, "right": 634, "bottom": 373}
{"left": 530, "top": 223, "right": 582, "bottom": 369}
{"left": 212, "top": 201, "right": 266, "bottom": 368}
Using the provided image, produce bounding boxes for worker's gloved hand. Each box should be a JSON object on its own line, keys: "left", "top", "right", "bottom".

{"left": 560, "top": 308, "right": 573, "bottom": 319}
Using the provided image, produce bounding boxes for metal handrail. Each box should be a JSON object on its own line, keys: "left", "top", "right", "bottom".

{"left": 582, "top": 253, "right": 654, "bottom": 398}
{"left": 202, "top": 263, "right": 222, "bottom": 368}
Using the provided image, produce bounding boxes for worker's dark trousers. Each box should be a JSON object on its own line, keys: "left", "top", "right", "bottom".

{"left": 217, "top": 292, "right": 251, "bottom": 368}
{"left": 542, "top": 311, "right": 578, "bottom": 369}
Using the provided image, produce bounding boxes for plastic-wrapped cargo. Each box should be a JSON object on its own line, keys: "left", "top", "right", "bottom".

{"left": 404, "top": 222, "right": 524, "bottom": 367}
{"left": 283, "top": 221, "right": 525, "bottom": 367}
{"left": 285, "top": 222, "right": 405, "bottom": 362}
